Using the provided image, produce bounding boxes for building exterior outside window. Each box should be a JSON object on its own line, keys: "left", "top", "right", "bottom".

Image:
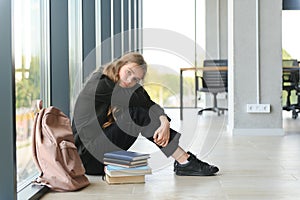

{"left": 14, "top": 0, "right": 50, "bottom": 189}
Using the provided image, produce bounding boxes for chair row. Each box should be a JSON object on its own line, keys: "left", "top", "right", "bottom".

{"left": 282, "top": 59, "right": 300, "bottom": 119}
{"left": 195, "top": 59, "right": 300, "bottom": 119}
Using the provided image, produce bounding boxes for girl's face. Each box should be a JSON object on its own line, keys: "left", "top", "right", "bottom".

{"left": 118, "top": 62, "right": 145, "bottom": 88}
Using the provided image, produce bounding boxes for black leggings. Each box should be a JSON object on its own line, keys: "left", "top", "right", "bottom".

{"left": 103, "top": 107, "right": 181, "bottom": 157}
{"left": 103, "top": 122, "right": 180, "bottom": 156}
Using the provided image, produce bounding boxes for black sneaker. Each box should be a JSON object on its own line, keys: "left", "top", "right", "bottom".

{"left": 174, "top": 152, "right": 219, "bottom": 176}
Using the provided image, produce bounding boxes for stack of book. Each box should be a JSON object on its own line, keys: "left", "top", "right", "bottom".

{"left": 103, "top": 150, "right": 152, "bottom": 184}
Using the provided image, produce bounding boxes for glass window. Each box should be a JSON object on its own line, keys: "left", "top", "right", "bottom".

{"left": 14, "top": 0, "right": 50, "bottom": 189}
{"left": 69, "top": 0, "right": 83, "bottom": 118}
{"left": 143, "top": 0, "right": 204, "bottom": 108}
{"left": 282, "top": 11, "right": 300, "bottom": 106}
{"left": 282, "top": 11, "right": 300, "bottom": 61}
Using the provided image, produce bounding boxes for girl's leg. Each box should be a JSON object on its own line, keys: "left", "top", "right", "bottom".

{"left": 171, "top": 146, "right": 190, "bottom": 163}
{"left": 103, "top": 123, "right": 138, "bottom": 150}
{"left": 144, "top": 128, "right": 181, "bottom": 157}
{"left": 128, "top": 107, "right": 182, "bottom": 157}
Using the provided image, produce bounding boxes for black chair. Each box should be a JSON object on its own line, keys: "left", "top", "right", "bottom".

{"left": 196, "top": 59, "right": 228, "bottom": 116}
{"left": 282, "top": 59, "right": 300, "bottom": 119}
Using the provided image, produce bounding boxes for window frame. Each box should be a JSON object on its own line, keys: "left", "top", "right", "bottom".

{"left": 0, "top": 0, "right": 16, "bottom": 199}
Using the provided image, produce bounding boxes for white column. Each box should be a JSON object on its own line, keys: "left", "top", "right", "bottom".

{"left": 228, "top": 0, "right": 283, "bottom": 135}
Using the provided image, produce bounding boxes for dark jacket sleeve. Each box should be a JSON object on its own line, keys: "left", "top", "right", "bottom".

{"left": 94, "top": 75, "right": 115, "bottom": 126}
{"left": 129, "top": 86, "right": 171, "bottom": 121}
{"left": 95, "top": 75, "right": 115, "bottom": 104}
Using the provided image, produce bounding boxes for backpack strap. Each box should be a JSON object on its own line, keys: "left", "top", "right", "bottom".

{"left": 32, "top": 108, "right": 45, "bottom": 174}
{"left": 37, "top": 99, "right": 43, "bottom": 110}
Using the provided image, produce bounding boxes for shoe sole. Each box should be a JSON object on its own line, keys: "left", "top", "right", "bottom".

{"left": 175, "top": 169, "right": 219, "bottom": 176}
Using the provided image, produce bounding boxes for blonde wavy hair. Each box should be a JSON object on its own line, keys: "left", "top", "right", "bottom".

{"left": 102, "top": 52, "right": 147, "bottom": 128}
{"left": 102, "top": 52, "right": 147, "bottom": 83}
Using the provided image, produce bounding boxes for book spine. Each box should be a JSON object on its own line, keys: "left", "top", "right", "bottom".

{"left": 104, "top": 154, "right": 136, "bottom": 161}
{"left": 105, "top": 174, "right": 145, "bottom": 184}
{"left": 104, "top": 167, "right": 152, "bottom": 177}
{"left": 103, "top": 161, "right": 148, "bottom": 168}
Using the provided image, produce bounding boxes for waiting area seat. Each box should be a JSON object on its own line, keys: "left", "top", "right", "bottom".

{"left": 282, "top": 59, "right": 300, "bottom": 119}
{"left": 196, "top": 59, "right": 228, "bottom": 116}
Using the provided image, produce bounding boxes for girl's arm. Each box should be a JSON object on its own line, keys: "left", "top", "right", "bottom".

{"left": 153, "top": 115, "right": 170, "bottom": 147}
{"left": 132, "top": 86, "right": 171, "bottom": 147}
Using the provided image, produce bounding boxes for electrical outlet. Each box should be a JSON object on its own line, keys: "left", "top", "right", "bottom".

{"left": 246, "top": 104, "right": 271, "bottom": 113}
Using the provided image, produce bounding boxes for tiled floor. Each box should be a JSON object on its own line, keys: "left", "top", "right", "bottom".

{"left": 42, "top": 109, "right": 300, "bottom": 200}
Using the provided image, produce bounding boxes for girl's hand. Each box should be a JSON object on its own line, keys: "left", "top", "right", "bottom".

{"left": 153, "top": 115, "right": 170, "bottom": 147}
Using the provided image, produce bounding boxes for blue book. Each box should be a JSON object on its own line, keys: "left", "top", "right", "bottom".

{"left": 105, "top": 165, "right": 152, "bottom": 177}
{"left": 104, "top": 150, "right": 150, "bottom": 161}
{"left": 106, "top": 165, "right": 151, "bottom": 171}
{"left": 104, "top": 157, "right": 148, "bottom": 165}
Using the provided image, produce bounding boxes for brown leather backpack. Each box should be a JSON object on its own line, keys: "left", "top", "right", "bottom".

{"left": 32, "top": 106, "right": 90, "bottom": 191}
